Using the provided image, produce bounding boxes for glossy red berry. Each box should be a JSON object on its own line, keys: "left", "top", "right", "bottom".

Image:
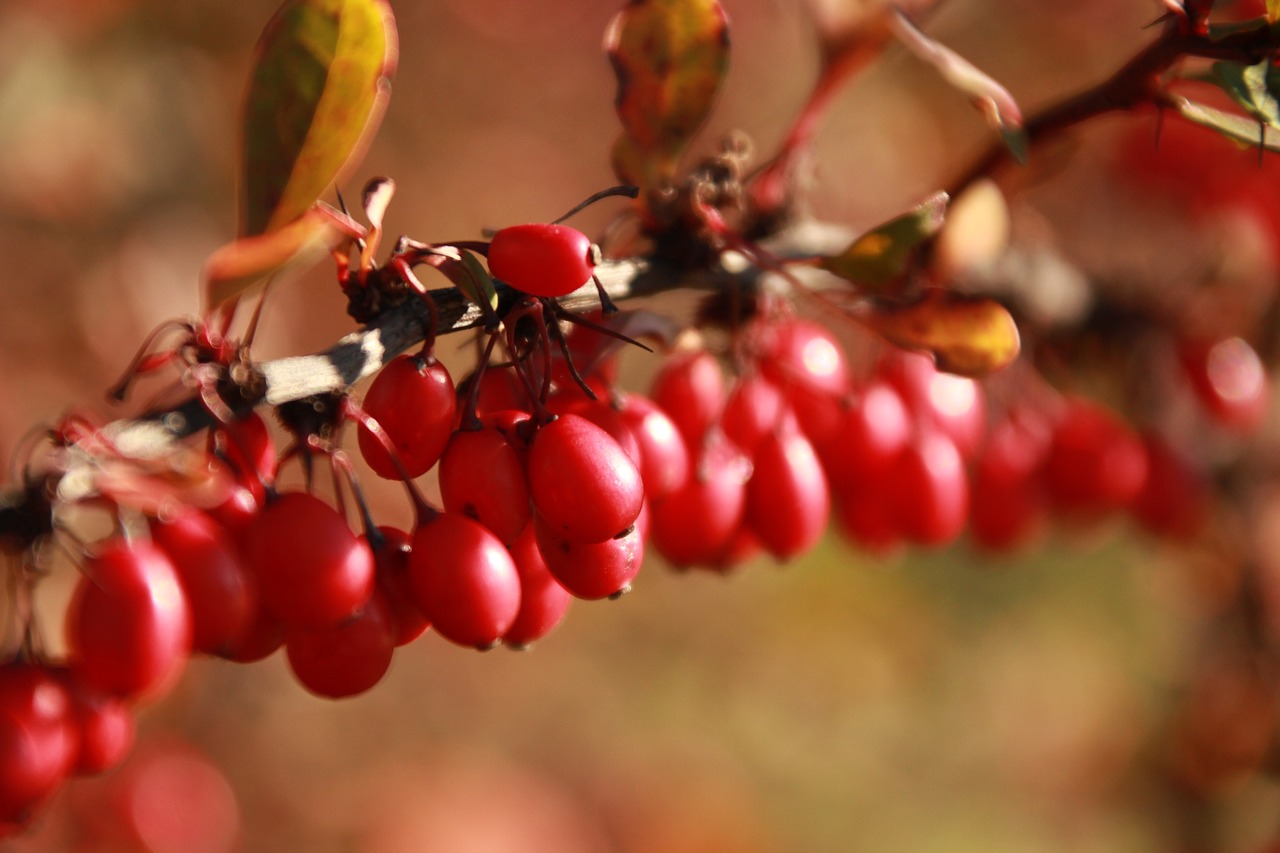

{"left": 488, "top": 223, "right": 594, "bottom": 298}
{"left": 409, "top": 513, "right": 521, "bottom": 649}
{"left": 240, "top": 491, "right": 375, "bottom": 628}
{"left": 755, "top": 318, "right": 852, "bottom": 399}
{"left": 438, "top": 427, "right": 531, "bottom": 544}
{"left": 650, "top": 349, "right": 726, "bottom": 450}
{"left": 1179, "top": 336, "right": 1270, "bottom": 433}
{"left": 817, "top": 380, "right": 911, "bottom": 486}
{"left": 721, "top": 373, "right": 788, "bottom": 456}
{"left": 0, "top": 663, "right": 76, "bottom": 819}
{"left": 880, "top": 350, "right": 985, "bottom": 458}
{"left": 533, "top": 518, "right": 644, "bottom": 600}
{"left": 527, "top": 414, "right": 644, "bottom": 543}
{"left": 616, "top": 393, "right": 690, "bottom": 501}
{"left": 745, "top": 425, "right": 830, "bottom": 561}
{"left": 66, "top": 539, "right": 192, "bottom": 700}
{"left": 502, "top": 524, "right": 572, "bottom": 648}
{"left": 890, "top": 429, "right": 969, "bottom": 547}
{"left": 148, "top": 509, "right": 257, "bottom": 656}
{"left": 285, "top": 588, "right": 396, "bottom": 699}
{"left": 358, "top": 354, "right": 457, "bottom": 479}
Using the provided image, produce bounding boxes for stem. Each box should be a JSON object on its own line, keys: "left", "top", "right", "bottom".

{"left": 946, "top": 17, "right": 1280, "bottom": 196}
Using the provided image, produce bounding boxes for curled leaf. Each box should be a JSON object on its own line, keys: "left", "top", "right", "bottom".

{"left": 359, "top": 176, "right": 395, "bottom": 269}
{"left": 605, "top": 0, "right": 730, "bottom": 189}
{"left": 204, "top": 203, "right": 367, "bottom": 312}
{"left": 861, "top": 289, "right": 1020, "bottom": 377}
{"left": 819, "top": 192, "right": 948, "bottom": 292}
{"left": 1174, "top": 97, "right": 1280, "bottom": 152}
{"left": 890, "top": 10, "right": 1026, "bottom": 164}
{"left": 241, "top": 0, "right": 398, "bottom": 237}
{"left": 432, "top": 247, "right": 499, "bottom": 315}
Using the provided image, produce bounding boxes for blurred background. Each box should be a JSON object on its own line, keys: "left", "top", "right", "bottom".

{"left": 2, "top": 0, "right": 1279, "bottom": 850}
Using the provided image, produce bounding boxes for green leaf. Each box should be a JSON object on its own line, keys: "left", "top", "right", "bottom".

{"left": 240, "top": 0, "right": 397, "bottom": 237}
{"left": 1173, "top": 97, "right": 1280, "bottom": 152}
{"left": 861, "top": 289, "right": 1020, "bottom": 378}
{"left": 204, "top": 203, "right": 366, "bottom": 311}
{"left": 456, "top": 249, "right": 500, "bottom": 315}
{"left": 819, "top": 192, "right": 948, "bottom": 291}
{"left": 1212, "top": 60, "right": 1280, "bottom": 130}
{"left": 604, "top": 0, "right": 730, "bottom": 189}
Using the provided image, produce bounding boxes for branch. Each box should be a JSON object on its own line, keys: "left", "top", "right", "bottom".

{"left": 946, "top": 17, "right": 1280, "bottom": 196}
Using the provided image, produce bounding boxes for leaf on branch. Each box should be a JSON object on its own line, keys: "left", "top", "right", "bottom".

{"left": 889, "top": 10, "right": 1026, "bottom": 164}
{"left": 604, "top": 0, "right": 730, "bottom": 191}
{"left": 819, "top": 191, "right": 948, "bottom": 292}
{"left": 1212, "top": 60, "right": 1280, "bottom": 130}
{"left": 451, "top": 249, "right": 501, "bottom": 315}
{"left": 860, "top": 289, "right": 1020, "bottom": 377}
{"left": 240, "top": 0, "right": 398, "bottom": 238}
{"left": 1173, "top": 97, "right": 1280, "bottom": 152}
{"left": 204, "top": 203, "right": 367, "bottom": 312}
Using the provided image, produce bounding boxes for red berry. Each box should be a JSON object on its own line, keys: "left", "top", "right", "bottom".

{"left": 503, "top": 525, "right": 572, "bottom": 648}
{"left": 285, "top": 588, "right": 396, "bottom": 699}
{"left": 1132, "top": 433, "right": 1208, "bottom": 540}
{"left": 756, "top": 318, "right": 852, "bottom": 399}
{"left": 358, "top": 354, "right": 457, "bottom": 479}
{"left": 880, "top": 350, "right": 985, "bottom": 458}
{"left": 832, "top": 473, "right": 904, "bottom": 554}
{"left": 0, "top": 663, "right": 76, "bottom": 819}
{"left": 370, "top": 527, "right": 430, "bottom": 647}
{"left": 213, "top": 411, "right": 276, "bottom": 496}
{"left": 818, "top": 380, "right": 911, "bottom": 486}
{"left": 66, "top": 539, "right": 192, "bottom": 700}
{"left": 240, "top": 492, "right": 375, "bottom": 628}
{"left": 62, "top": 678, "right": 134, "bottom": 777}
{"left": 650, "top": 350, "right": 726, "bottom": 450}
{"left": 721, "top": 373, "right": 787, "bottom": 456}
{"left": 533, "top": 517, "right": 644, "bottom": 600}
{"left": 409, "top": 513, "right": 521, "bottom": 649}
{"left": 890, "top": 429, "right": 969, "bottom": 547}
{"left": 527, "top": 414, "right": 644, "bottom": 543}
{"left": 968, "top": 410, "right": 1050, "bottom": 552}
{"left": 1179, "top": 337, "right": 1269, "bottom": 433}
{"left": 487, "top": 223, "right": 595, "bottom": 298}
{"left": 616, "top": 393, "right": 690, "bottom": 501}
{"left": 216, "top": 599, "right": 284, "bottom": 663}
{"left": 439, "top": 427, "right": 531, "bottom": 544}
{"left": 745, "top": 426, "right": 830, "bottom": 561}
{"left": 650, "top": 436, "right": 751, "bottom": 569}
{"left": 148, "top": 509, "right": 257, "bottom": 656}
{"left": 1042, "top": 397, "right": 1148, "bottom": 515}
